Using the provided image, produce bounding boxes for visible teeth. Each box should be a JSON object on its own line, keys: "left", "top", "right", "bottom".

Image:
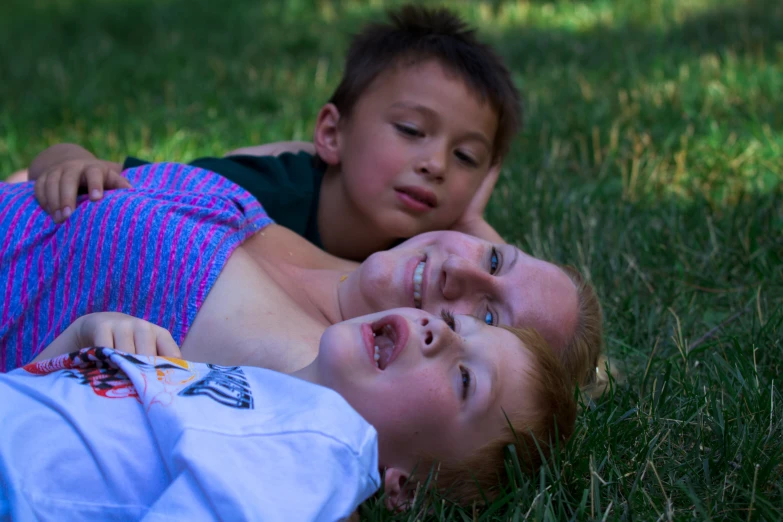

{"left": 413, "top": 261, "right": 425, "bottom": 309}
{"left": 374, "top": 345, "right": 381, "bottom": 367}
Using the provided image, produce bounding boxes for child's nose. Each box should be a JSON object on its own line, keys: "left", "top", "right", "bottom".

{"left": 415, "top": 144, "right": 447, "bottom": 183}
{"left": 418, "top": 316, "right": 456, "bottom": 358}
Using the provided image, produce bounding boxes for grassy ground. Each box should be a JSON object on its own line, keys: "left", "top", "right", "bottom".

{"left": 2, "top": 0, "right": 781, "bottom": 519}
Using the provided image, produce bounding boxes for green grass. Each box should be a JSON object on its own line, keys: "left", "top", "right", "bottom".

{"left": 2, "top": 0, "right": 781, "bottom": 519}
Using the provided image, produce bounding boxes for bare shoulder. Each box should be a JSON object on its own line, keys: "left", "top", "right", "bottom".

{"left": 243, "top": 224, "right": 357, "bottom": 271}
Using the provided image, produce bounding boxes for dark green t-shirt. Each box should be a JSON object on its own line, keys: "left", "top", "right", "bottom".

{"left": 123, "top": 152, "right": 325, "bottom": 248}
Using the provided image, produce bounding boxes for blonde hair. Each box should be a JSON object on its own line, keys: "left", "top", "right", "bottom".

{"left": 422, "top": 326, "right": 577, "bottom": 505}
{"left": 558, "top": 265, "right": 604, "bottom": 389}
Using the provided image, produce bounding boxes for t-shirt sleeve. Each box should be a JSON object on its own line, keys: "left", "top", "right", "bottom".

{"left": 189, "top": 154, "right": 317, "bottom": 238}
{"left": 142, "top": 429, "right": 379, "bottom": 522}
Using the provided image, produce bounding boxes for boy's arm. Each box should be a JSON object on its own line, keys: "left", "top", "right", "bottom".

{"left": 225, "top": 141, "right": 315, "bottom": 157}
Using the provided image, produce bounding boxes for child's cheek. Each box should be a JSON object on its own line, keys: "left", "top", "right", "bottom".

{"left": 391, "top": 371, "right": 456, "bottom": 422}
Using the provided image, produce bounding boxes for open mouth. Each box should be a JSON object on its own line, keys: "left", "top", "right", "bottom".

{"left": 413, "top": 260, "right": 425, "bottom": 309}
{"left": 369, "top": 315, "right": 408, "bottom": 370}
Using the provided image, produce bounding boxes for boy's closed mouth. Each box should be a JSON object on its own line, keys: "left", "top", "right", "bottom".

{"left": 395, "top": 186, "right": 438, "bottom": 213}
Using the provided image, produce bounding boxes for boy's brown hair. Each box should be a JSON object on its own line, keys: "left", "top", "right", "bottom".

{"left": 329, "top": 5, "right": 522, "bottom": 163}
{"left": 418, "top": 326, "right": 577, "bottom": 505}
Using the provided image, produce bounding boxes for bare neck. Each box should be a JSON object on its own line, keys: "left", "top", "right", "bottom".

{"left": 318, "top": 168, "right": 396, "bottom": 261}
{"left": 241, "top": 225, "right": 359, "bottom": 325}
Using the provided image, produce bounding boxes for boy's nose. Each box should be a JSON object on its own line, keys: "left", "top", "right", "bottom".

{"left": 415, "top": 144, "right": 447, "bottom": 183}
{"left": 418, "top": 316, "right": 456, "bottom": 358}
{"left": 440, "top": 255, "right": 490, "bottom": 301}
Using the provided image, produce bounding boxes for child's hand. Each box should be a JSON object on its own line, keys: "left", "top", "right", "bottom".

{"left": 33, "top": 158, "right": 131, "bottom": 223}
{"left": 71, "top": 312, "right": 181, "bottom": 357}
{"left": 32, "top": 313, "right": 181, "bottom": 363}
{"left": 453, "top": 163, "right": 500, "bottom": 229}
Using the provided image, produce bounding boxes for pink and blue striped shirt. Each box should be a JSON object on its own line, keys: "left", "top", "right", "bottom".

{"left": 0, "top": 163, "right": 273, "bottom": 372}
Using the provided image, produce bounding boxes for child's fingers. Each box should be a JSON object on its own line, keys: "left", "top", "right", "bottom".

{"left": 155, "top": 329, "right": 181, "bottom": 358}
{"left": 133, "top": 326, "right": 158, "bottom": 357}
{"left": 84, "top": 166, "right": 107, "bottom": 201}
{"left": 33, "top": 173, "right": 52, "bottom": 211}
{"left": 92, "top": 323, "right": 115, "bottom": 349}
{"left": 59, "top": 168, "right": 84, "bottom": 220}
{"left": 81, "top": 320, "right": 115, "bottom": 350}
{"left": 104, "top": 171, "right": 132, "bottom": 191}
{"left": 45, "top": 170, "right": 64, "bottom": 220}
{"left": 112, "top": 323, "right": 137, "bottom": 354}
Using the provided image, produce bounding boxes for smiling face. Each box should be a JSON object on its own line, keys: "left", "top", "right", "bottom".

{"left": 325, "top": 59, "right": 499, "bottom": 239}
{"left": 312, "top": 307, "right": 535, "bottom": 472}
{"left": 338, "top": 231, "right": 580, "bottom": 356}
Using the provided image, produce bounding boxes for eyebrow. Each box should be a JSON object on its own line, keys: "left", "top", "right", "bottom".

{"left": 471, "top": 355, "right": 500, "bottom": 425}
{"left": 508, "top": 247, "right": 519, "bottom": 272}
{"left": 389, "top": 101, "right": 493, "bottom": 151}
{"left": 467, "top": 316, "right": 500, "bottom": 418}
{"left": 487, "top": 358, "right": 499, "bottom": 417}
{"left": 497, "top": 246, "right": 519, "bottom": 328}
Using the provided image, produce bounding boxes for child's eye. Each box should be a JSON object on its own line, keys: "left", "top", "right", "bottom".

{"left": 489, "top": 247, "right": 500, "bottom": 275}
{"left": 394, "top": 123, "right": 423, "bottom": 138}
{"left": 483, "top": 309, "right": 495, "bottom": 326}
{"left": 460, "top": 366, "right": 471, "bottom": 400}
{"left": 440, "top": 309, "right": 457, "bottom": 331}
{"left": 454, "top": 150, "right": 478, "bottom": 167}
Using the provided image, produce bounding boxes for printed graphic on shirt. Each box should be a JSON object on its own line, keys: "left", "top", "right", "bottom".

{"left": 23, "top": 347, "right": 142, "bottom": 399}
{"left": 22, "top": 348, "right": 254, "bottom": 410}
{"left": 179, "top": 364, "right": 254, "bottom": 410}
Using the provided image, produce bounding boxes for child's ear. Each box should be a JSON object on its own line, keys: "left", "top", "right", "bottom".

{"left": 383, "top": 467, "right": 414, "bottom": 511}
{"left": 313, "top": 103, "right": 342, "bottom": 166}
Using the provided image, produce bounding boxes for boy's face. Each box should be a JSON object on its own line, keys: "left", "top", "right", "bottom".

{"left": 338, "top": 231, "right": 579, "bottom": 356}
{"left": 332, "top": 60, "right": 499, "bottom": 238}
{"left": 314, "top": 307, "right": 535, "bottom": 470}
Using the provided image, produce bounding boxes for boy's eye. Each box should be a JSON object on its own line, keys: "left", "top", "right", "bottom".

{"left": 394, "top": 123, "right": 423, "bottom": 138}
{"left": 460, "top": 366, "right": 471, "bottom": 400}
{"left": 454, "top": 150, "right": 478, "bottom": 167}
{"left": 489, "top": 247, "right": 500, "bottom": 275}
{"left": 483, "top": 309, "right": 495, "bottom": 326}
{"left": 440, "top": 309, "right": 457, "bottom": 331}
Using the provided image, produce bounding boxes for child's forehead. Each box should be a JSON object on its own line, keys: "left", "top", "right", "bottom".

{"left": 356, "top": 58, "right": 500, "bottom": 143}
{"left": 374, "top": 57, "right": 492, "bottom": 105}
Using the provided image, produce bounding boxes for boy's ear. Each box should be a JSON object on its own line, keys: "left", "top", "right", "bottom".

{"left": 313, "top": 103, "right": 342, "bottom": 166}
{"left": 383, "top": 467, "right": 414, "bottom": 511}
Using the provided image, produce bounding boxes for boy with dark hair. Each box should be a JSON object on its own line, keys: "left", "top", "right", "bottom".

{"left": 31, "top": 5, "right": 522, "bottom": 261}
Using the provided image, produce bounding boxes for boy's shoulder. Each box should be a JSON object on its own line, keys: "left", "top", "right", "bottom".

{"left": 210, "top": 151, "right": 323, "bottom": 190}
{"left": 203, "top": 153, "right": 325, "bottom": 245}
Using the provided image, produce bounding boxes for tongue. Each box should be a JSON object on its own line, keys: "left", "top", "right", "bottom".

{"left": 375, "top": 334, "right": 395, "bottom": 369}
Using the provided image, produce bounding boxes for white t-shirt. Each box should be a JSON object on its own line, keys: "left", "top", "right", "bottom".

{"left": 0, "top": 348, "right": 380, "bottom": 522}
